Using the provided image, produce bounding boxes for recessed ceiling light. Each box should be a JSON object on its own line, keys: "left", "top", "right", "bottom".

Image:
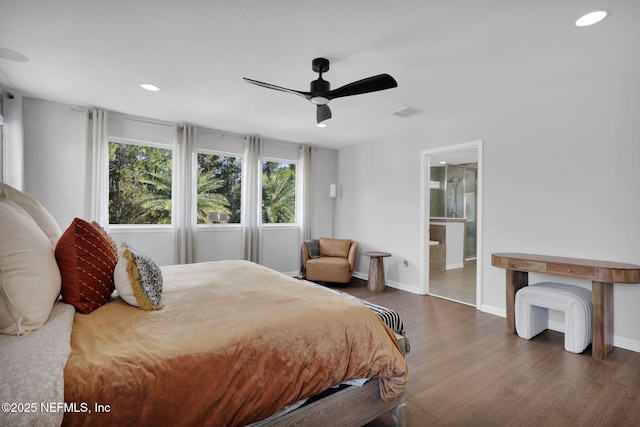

{"left": 575, "top": 10, "right": 609, "bottom": 27}
{"left": 139, "top": 83, "right": 160, "bottom": 91}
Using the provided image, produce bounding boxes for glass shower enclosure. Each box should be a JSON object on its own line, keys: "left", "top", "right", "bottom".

{"left": 430, "top": 164, "right": 477, "bottom": 259}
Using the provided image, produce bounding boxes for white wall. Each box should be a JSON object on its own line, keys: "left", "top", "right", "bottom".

{"left": 109, "top": 227, "right": 174, "bottom": 266}
{"left": 23, "top": 98, "right": 87, "bottom": 228}
{"left": 21, "top": 97, "right": 337, "bottom": 275}
{"left": 337, "top": 141, "right": 422, "bottom": 288}
{"left": 311, "top": 147, "right": 338, "bottom": 239}
{"left": 336, "top": 69, "right": 640, "bottom": 350}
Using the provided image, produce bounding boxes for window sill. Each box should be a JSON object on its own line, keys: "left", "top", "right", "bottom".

{"left": 261, "top": 224, "right": 300, "bottom": 230}
{"left": 198, "top": 224, "right": 243, "bottom": 232}
{"left": 108, "top": 224, "right": 172, "bottom": 233}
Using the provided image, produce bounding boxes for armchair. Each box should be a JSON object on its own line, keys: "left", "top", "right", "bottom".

{"left": 301, "top": 238, "right": 359, "bottom": 284}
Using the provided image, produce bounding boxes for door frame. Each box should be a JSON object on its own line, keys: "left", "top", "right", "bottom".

{"left": 419, "top": 140, "right": 483, "bottom": 308}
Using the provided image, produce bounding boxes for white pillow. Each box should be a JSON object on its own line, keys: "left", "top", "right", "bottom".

{"left": 0, "top": 182, "right": 62, "bottom": 247}
{"left": 114, "top": 243, "right": 163, "bottom": 310}
{"left": 0, "top": 200, "right": 62, "bottom": 335}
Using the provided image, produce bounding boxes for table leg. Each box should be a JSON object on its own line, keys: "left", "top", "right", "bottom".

{"left": 592, "top": 281, "right": 613, "bottom": 359}
{"left": 368, "top": 257, "right": 386, "bottom": 292}
{"left": 506, "top": 270, "right": 528, "bottom": 334}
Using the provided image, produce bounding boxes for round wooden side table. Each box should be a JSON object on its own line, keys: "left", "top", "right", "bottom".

{"left": 363, "top": 251, "right": 391, "bottom": 292}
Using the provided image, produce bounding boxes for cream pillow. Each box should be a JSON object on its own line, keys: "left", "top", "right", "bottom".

{"left": 0, "top": 182, "right": 62, "bottom": 247}
{"left": 113, "top": 243, "right": 163, "bottom": 310}
{"left": 0, "top": 200, "right": 62, "bottom": 335}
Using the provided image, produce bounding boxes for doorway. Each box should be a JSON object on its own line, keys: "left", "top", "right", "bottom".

{"left": 419, "top": 141, "right": 482, "bottom": 307}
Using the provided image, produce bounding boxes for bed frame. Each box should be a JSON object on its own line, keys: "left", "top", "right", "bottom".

{"left": 262, "top": 335, "right": 408, "bottom": 427}
{"left": 263, "top": 379, "right": 406, "bottom": 427}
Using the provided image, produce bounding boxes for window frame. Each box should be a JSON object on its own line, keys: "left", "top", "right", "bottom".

{"left": 196, "top": 148, "right": 243, "bottom": 228}
{"left": 260, "top": 156, "right": 299, "bottom": 226}
{"left": 108, "top": 136, "right": 174, "bottom": 229}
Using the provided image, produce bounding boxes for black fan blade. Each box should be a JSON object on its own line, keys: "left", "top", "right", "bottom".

{"left": 327, "top": 74, "right": 397, "bottom": 100}
{"left": 243, "top": 77, "right": 311, "bottom": 100}
{"left": 317, "top": 104, "right": 332, "bottom": 124}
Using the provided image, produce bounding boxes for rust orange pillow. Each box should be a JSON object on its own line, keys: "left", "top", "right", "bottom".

{"left": 55, "top": 218, "right": 118, "bottom": 314}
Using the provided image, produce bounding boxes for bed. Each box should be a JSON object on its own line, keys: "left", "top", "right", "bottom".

{"left": 63, "top": 260, "right": 408, "bottom": 426}
{"left": 0, "top": 183, "right": 408, "bottom": 427}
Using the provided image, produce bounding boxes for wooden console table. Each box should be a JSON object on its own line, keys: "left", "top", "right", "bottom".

{"left": 491, "top": 253, "right": 640, "bottom": 359}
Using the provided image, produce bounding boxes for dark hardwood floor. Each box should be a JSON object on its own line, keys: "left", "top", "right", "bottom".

{"left": 429, "top": 261, "right": 476, "bottom": 306}
{"left": 330, "top": 278, "right": 640, "bottom": 427}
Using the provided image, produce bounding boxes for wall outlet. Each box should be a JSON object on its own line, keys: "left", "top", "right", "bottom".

{"left": 403, "top": 260, "right": 409, "bottom": 270}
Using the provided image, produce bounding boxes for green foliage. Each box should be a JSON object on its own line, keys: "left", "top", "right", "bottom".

{"left": 262, "top": 162, "right": 296, "bottom": 223}
{"left": 109, "top": 142, "right": 173, "bottom": 224}
{"left": 109, "top": 143, "right": 240, "bottom": 225}
{"left": 109, "top": 143, "right": 297, "bottom": 225}
{"left": 197, "top": 153, "right": 241, "bottom": 224}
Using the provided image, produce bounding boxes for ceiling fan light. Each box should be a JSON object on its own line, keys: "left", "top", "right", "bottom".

{"left": 311, "top": 96, "right": 329, "bottom": 105}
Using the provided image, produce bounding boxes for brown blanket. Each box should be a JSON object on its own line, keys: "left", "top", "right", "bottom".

{"left": 63, "top": 260, "right": 407, "bottom": 427}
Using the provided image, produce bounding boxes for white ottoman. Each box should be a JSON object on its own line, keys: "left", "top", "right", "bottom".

{"left": 515, "top": 282, "right": 592, "bottom": 353}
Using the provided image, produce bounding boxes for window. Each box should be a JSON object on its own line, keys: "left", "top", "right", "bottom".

{"left": 261, "top": 160, "right": 297, "bottom": 224}
{"left": 197, "top": 152, "right": 242, "bottom": 224}
{"left": 108, "top": 141, "right": 172, "bottom": 224}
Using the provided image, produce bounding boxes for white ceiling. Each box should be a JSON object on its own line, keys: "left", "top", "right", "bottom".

{"left": 0, "top": 0, "right": 636, "bottom": 150}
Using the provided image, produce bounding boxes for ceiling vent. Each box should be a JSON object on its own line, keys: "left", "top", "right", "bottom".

{"left": 391, "top": 106, "right": 423, "bottom": 118}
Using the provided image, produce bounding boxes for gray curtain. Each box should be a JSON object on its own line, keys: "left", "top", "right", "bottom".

{"left": 173, "top": 124, "right": 197, "bottom": 264}
{"left": 2, "top": 92, "right": 25, "bottom": 190}
{"left": 300, "top": 145, "right": 313, "bottom": 241}
{"left": 242, "top": 136, "right": 262, "bottom": 262}
{"left": 85, "top": 108, "right": 109, "bottom": 226}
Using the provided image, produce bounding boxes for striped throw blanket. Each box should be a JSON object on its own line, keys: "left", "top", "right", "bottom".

{"left": 303, "top": 280, "right": 410, "bottom": 354}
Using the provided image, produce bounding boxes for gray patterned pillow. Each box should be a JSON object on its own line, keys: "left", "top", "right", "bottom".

{"left": 113, "top": 243, "right": 163, "bottom": 310}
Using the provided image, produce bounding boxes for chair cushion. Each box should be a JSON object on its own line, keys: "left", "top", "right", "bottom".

{"left": 306, "top": 257, "right": 352, "bottom": 283}
{"left": 318, "top": 238, "right": 352, "bottom": 258}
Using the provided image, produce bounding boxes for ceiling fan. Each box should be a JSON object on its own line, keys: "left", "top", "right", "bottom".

{"left": 243, "top": 58, "right": 397, "bottom": 127}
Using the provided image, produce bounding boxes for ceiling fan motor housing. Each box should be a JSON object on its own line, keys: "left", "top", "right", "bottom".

{"left": 310, "top": 78, "right": 330, "bottom": 95}
{"left": 312, "top": 57, "right": 330, "bottom": 74}
{"left": 310, "top": 58, "right": 331, "bottom": 104}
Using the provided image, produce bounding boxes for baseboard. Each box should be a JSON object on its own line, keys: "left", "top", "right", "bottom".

{"left": 480, "top": 304, "right": 505, "bottom": 318}
{"left": 385, "top": 278, "right": 422, "bottom": 294}
{"left": 352, "top": 271, "right": 422, "bottom": 294}
{"left": 481, "top": 307, "right": 640, "bottom": 354}
{"left": 446, "top": 263, "right": 464, "bottom": 270}
{"left": 352, "top": 271, "right": 368, "bottom": 281}
{"left": 548, "top": 319, "right": 565, "bottom": 333}
{"left": 548, "top": 321, "right": 640, "bottom": 353}
{"left": 613, "top": 336, "right": 640, "bottom": 353}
